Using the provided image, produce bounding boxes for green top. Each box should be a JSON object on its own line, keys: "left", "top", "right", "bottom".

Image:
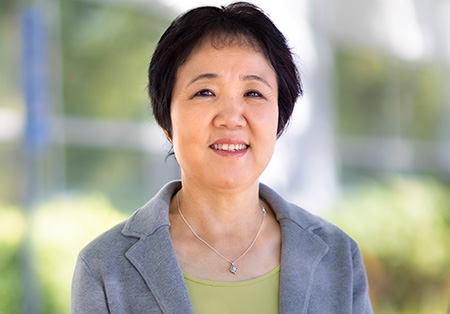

{"left": 183, "top": 266, "right": 280, "bottom": 314}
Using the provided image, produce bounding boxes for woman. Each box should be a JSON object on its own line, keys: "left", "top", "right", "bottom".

{"left": 71, "top": 2, "right": 373, "bottom": 313}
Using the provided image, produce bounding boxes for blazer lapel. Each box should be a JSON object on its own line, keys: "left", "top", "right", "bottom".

{"left": 259, "top": 183, "right": 329, "bottom": 314}
{"left": 121, "top": 181, "right": 329, "bottom": 314}
{"left": 125, "top": 227, "right": 193, "bottom": 314}
{"left": 279, "top": 219, "right": 329, "bottom": 314}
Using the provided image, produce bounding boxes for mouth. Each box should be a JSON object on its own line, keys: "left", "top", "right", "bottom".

{"left": 209, "top": 143, "right": 249, "bottom": 152}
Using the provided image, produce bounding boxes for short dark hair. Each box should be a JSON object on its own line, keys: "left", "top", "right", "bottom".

{"left": 148, "top": 2, "right": 302, "bottom": 139}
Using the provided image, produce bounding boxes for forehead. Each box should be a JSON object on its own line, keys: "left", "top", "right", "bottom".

{"left": 204, "top": 32, "right": 262, "bottom": 52}
{"left": 176, "top": 45, "right": 275, "bottom": 87}
{"left": 182, "top": 33, "right": 265, "bottom": 65}
{"left": 178, "top": 37, "right": 272, "bottom": 74}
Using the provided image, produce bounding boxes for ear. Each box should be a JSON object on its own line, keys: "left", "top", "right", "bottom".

{"left": 162, "top": 129, "right": 172, "bottom": 143}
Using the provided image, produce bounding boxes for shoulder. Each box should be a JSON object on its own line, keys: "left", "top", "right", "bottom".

{"left": 79, "top": 181, "right": 182, "bottom": 257}
{"left": 77, "top": 220, "right": 135, "bottom": 269}
{"left": 293, "top": 204, "right": 359, "bottom": 253}
{"left": 260, "top": 183, "right": 359, "bottom": 254}
{"left": 77, "top": 181, "right": 181, "bottom": 270}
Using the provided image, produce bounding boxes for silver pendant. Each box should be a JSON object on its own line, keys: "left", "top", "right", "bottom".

{"left": 230, "top": 263, "right": 238, "bottom": 274}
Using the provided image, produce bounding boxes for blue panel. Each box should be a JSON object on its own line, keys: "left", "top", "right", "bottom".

{"left": 22, "top": 4, "right": 49, "bottom": 150}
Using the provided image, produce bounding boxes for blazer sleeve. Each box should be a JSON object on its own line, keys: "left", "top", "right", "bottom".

{"left": 352, "top": 247, "right": 374, "bottom": 314}
{"left": 71, "top": 254, "right": 109, "bottom": 314}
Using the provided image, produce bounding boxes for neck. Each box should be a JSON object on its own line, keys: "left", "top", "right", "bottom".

{"left": 176, "top": 178, "right": 262, "bottom": 236}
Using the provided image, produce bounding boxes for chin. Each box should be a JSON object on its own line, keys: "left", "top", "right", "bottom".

{"left": 209, "top": 174, "right": 261, "bottom": 191}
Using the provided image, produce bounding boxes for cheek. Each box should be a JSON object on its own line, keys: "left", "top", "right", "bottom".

{"left": 266, "top": 106, "right": 279, "bottom": 148}
{"left": 172, "top": 110, "right": 199, "bottom": 139}
{"left": 171, "top": 109, "right": 203, "bottom": 156}
{"left": 261, "top": 104, "right": 279, "bottom": 135}
{"left": 169, "top": 108, "right": 183, "bottom": 154}
{"left": 169, "top": 103, "right": 187, "bottom": 138}
{"left": 273, "top": 105, "right": 280, "bottom": 129}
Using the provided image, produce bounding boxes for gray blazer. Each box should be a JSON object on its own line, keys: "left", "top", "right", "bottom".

{"left": 71, "top": 181, "right": 373, "bottom": 313}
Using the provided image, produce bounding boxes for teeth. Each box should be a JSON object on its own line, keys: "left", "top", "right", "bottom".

{"left": 211, "top": 144, "right": 248, "bottom": 151}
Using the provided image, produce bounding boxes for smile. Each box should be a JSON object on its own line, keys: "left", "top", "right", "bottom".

{"left": 210, "top": 144, "right": 249, "bottom": 152}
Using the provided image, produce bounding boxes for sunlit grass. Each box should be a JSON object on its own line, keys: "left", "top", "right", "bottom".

{"left": 0, "top": 205, "right": 25, "bottom": 247}
{"left": 0, "top": 205, "right": 25, "bottom": 314}
{"left": 30, "top": 195, "right": 126, "bottom": 313}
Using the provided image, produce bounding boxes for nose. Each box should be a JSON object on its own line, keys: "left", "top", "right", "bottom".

{"left": 213, "top": 97, "right": 247, "bottom": 129}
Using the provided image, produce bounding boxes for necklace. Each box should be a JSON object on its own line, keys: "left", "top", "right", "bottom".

{"left": 176, "top": 193, "right": 266, "bottom": 275}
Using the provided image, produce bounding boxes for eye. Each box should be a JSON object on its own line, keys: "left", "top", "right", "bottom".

{"left": 195, "top": 89, "right": 215, "bottom": 97}
{"left": 244, "top": 90, "right": 263, "bottom": 98}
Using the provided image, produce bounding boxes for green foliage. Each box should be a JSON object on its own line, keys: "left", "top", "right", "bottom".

{"left": 60, "top": 1, "right": 171, "bottom": 121}
{"left": 335, "top": 50, "right": 443, "bottom": 140}
{"left": 0, "top": 196, "right": 125, "bottom": 314}
{"left": 30, "top": 195, "right": 126, "bottom": 314}
{"left": 0, "top": 1, "right": 22, "bottom": 112}
{"left": 335, "top": 50, "right": 390, "bottom": 137}
{"left": 64, "top": 146, "right": 156, "bottom": 212}
{"left": 328, "top": 176, "right": 450, "bottom": 314}
{"left": 0, "top": 205, "right": 25, "bottom": 314}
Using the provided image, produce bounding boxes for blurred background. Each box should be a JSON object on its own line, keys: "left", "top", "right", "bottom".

{"left": 1, "top": 0, "right": 449, "bottom": 313}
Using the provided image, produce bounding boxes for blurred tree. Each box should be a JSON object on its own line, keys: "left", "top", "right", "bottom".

{"left": 58, "top": 1, "right": 176, "bottom": 211}
{"left": 60, "top": 0, "right": 171, "bottom": 121}
{"left": 335, "top": 49, "right": 443, "bottom": 140}
{"left": 65, "top": 145, "right": 163, "bottom": 211}
{"left": 328, "top": 176, "right": 450, "bottom": 314}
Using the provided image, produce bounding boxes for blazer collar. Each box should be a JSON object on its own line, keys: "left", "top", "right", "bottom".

{"left": 260, "top": 183, "right": 329, "bottom": 314}
{"left": 123, "top": 181, "right": 192, "bottom": 314}
{"left": 125, "top": 228, "right": 193, "bottom": 314}
{"left": 122, "top": 181, "right": 181, "bottom": 238}
{"left": 122, "top": 181, "right": 325, "bottom": 236}
{"left": 122, "top": 181, "right": 329, "bottom": 314}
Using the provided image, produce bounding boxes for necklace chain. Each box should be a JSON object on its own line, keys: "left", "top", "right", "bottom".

{"left": 176, "top": 192, "right": 266, "bottom": 274}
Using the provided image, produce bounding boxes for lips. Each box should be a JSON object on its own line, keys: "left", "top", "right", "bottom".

{"left": 210, "top": 143, "right": 249, "bottom": 152}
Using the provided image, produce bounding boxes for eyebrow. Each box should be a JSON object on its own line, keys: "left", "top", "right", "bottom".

{"left": 187, "top": 73, "right": 218, "bottom": 86}
{"left": 186, "top": 73, "right": 273, "bottom": 89}
{"left": 243, "top": 74, "right": 272, "bottom": 89}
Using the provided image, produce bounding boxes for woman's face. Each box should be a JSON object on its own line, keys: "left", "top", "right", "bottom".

{"left": 170, "top": 41, "right": 278, "bottom": 191}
